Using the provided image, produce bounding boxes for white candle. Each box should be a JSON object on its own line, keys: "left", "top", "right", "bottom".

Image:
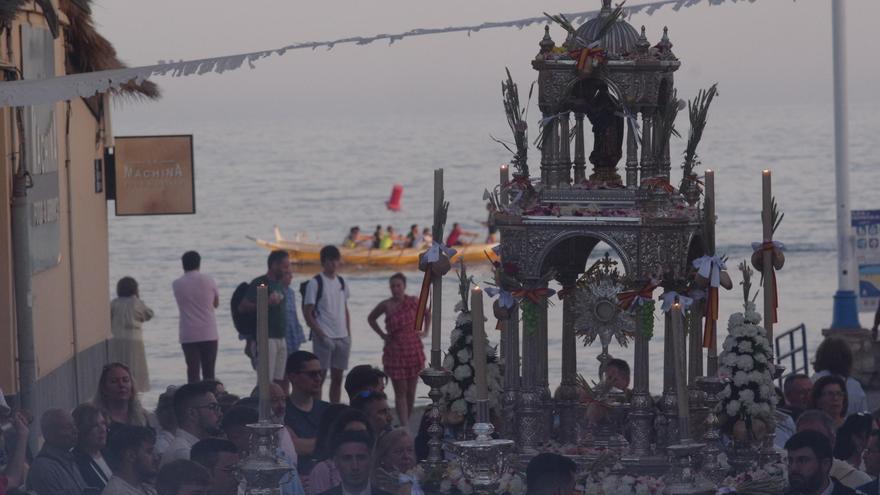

{"left": 256, "top": 284, "right": 270, "bottom": 422}
{"left": 431, "top": 168, "right": 443, "bottom": 368}
{"left": 471, "top": 287, "right": 488, "bottom": 401}
{"left": 500, "top": 164, "right": 509, "bottom": 207}
{"left": 671, "top": 303, "right": 689, "bottom": 439}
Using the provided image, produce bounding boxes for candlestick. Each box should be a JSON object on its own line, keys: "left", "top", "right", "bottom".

{"left": 500, "top": 165, "right": 509, "bottom": 207}
{"left": 671, "top": 303, "right": 690, "bottom": 441}
{"left": 762, "top": 170, "right": 775, "bottom": 345}
{"left": 472, "top": 287, "right": 488, "bottom": 403}
{"left": 704, "top": 169, "right": 718, "bottom": 376}
{"left": 431, "top": 168, "right": 443, "bottom": 369}
{"left": 256, "top": 284, "right": 270, "bottom": 422}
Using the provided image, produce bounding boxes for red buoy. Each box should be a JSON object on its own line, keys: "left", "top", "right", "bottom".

{"left": 386, "top": 184, "right": 403, "bottom": 212}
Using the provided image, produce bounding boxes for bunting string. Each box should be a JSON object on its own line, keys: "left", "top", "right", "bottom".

{"left": 1, "top": 0, "right": 754, "bottom": 108}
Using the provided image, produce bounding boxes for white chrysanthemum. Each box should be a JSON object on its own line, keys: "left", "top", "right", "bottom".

{"left": 743, "top": 325, "right": 758, "bottom": 337}
{"left": 737, "top": 355, "right": 754, "bottom": 371}
{"left": 726, "top": 400, "right": 741, "bottom": 417}
{"left": 722, "top": 337, "right": 735, "bottom": 352}
{"left": 451, "top": 398, "right": 467, "bottom": 415}
{"left": 453, "top": 364, "right": 473, "bottom": 381}
{"left": 729, "top": 313, "right": 745, "bottom": 327}
{"left": 443, "top": 354, "right": 454, "bottom": 370}
{"left": 722, "top": 353, "right": 738, "bottom": 367}
{"left": 759, "top": 384, "right": 771, "bottom": 398}
{"left": 464, "top": 384, "right": 478, "bottom": 403}
{"left": 733, "top": 371, "right": 749, "bottom": 387}
{"left": 739, "top": 389, "right": 755, "bottom": 404}
{"left": 737, "top": 340, "right": 753, "bottom": 353}
{"left": 456, "top": 348, "right": 471, "bottom": 363}
{"left": 754, "top": 352, "right": 768, "bottom": 364}
{"left": 444, "top": 381, "right": 462, "bottom": 399}
{"left": 507, "top": 476, "right": 525, "bottom": 495}
{"left": 718, "top": 386, "right": 732, "bottom": 399}
{"left": 450, "top": 328, "right": 463, "bottom": 344}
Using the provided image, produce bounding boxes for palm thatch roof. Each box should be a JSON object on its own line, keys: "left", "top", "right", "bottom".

{"left": 58, "top": 0, "right": 159, "bottom": 99}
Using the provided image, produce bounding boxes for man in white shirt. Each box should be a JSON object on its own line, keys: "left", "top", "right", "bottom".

{"left": 161, "top": 382, "right": 221, "bottom": 466}
{"left": 102, "top": 425, "right": 158, "bottom": 495}
{"left": 303, "top": 245, "right": 351, "bottom": 404}
{"left": 172, "top": 251, "right": 220, "bottom": 384}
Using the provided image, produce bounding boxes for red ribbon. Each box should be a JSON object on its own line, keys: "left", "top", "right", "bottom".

{"left": 511, "top": 287, "right": 555, "bottom": 305}
{"left": 557, "top": 286, "right": 577, "bottom": 300}
{"left": 617, "top": 282, "right": 658, "bottom": 311}
{"left": 702, "top": 286, "right": 719, "bottom": 348}
{"left": 414, "top": 269, "right": 432, "bottom": 334}
{"left": 757, "top": 241, "right": 780, "bottom": 324}
{"left": 683, "top": 175, "right": 704, "bottom": 186}
{"left": 572, "top": 48, "right": 605, "bottom": 72}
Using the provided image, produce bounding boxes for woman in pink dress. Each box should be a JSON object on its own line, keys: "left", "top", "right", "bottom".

{"left": 368, "top": 273, "right": 429, "bottom": 425}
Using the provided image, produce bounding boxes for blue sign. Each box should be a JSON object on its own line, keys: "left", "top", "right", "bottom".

{"left": 853, "top": 210, "right": 880, "bottom": 313}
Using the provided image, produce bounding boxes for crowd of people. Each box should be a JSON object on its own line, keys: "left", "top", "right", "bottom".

{"left": 342, "top": 222, "right": 484, "bottom": 251}
{"left": 3, "top": 240, "right": 880, "bottom": 494}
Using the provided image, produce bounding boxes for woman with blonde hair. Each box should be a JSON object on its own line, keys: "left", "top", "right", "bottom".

{"left": 110, "top": 276, "right": 154, "bottom": 392}
{"left": 372, "top": 428, "right": 420, "bottom": 495}
{"left": 91, "top": 362, "right": 151, "bottom": 429}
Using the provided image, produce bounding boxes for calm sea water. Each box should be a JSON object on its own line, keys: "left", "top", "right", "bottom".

{"left": 108, "top": 101, "right": 880, "bottom": 409}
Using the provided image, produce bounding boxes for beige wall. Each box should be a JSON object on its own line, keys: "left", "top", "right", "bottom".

{"left": 0, "top": 3, "right": 112, "bottom": 395}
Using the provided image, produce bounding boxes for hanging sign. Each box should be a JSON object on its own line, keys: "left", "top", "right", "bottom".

{"left": 853, "top": 209, "right": 880, "bottom": 313}
{"left": 113, "top": 135, "right": 195, "bottom": 216}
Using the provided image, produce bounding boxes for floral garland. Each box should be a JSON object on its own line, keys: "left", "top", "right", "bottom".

{"left": 441, "top": 311, "right": 503, "bottom": 427}
{"left": 582, "top": 473, "right": 665, "bottom": 495}
{"left": 717, "top": 461, "right": 787, "bottom": 494}
{"left": 435, "top": 463, "right": 525, "bottom": 495}
{"left": 717, "top": 302, "right": 775, "bottom": 427}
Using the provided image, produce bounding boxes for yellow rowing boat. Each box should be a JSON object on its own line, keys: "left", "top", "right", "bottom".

{"left": 251, "top": 228, "right": 497, "bottom": 268}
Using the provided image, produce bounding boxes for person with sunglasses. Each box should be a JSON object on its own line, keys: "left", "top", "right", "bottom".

{"left": 161, "top": 382, "right": 222, "bottom": 466}
{"left": 285, "top": 351, "right": 331, "bottom": 478}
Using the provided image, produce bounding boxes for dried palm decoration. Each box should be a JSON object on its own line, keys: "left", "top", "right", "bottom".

{"left": 682, "top": 83, "right": 718, "bottom": 178}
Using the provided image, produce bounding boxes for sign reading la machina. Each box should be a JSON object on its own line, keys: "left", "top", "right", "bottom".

{"left": 113, "top": 135, "right": 195, "bottom": 216}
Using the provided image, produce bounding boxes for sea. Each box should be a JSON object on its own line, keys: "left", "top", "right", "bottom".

{"left": 108, "top": 100, "right": 880, "bottom": 410}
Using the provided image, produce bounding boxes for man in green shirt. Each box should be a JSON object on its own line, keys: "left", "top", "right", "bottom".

{"left": 239, "top": 250, "right": 290, "bottom": 388}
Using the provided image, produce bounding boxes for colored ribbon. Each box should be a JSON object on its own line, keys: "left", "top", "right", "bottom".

{"left": 693, "top": 255, "right": 725, "bottom": 348}
{"left": 423, "top": 242, "right": 457, "bottom": 263}
{"left": 511, "top": 287, "right": 556, "bottom": 305}
{"left": 413, "top": 270, "right": 432, "bottom": 334}
{"left": 485, "top": 287, "right": 516, "bottom": 309}
{"left": 573, "top": 47, "right": 605, "bottom": 72}
{"left": 702, "top": 286, "right": 719, "bottom": 348}
{"left": 617, "top": 282, "right": 658, "bottom": 311}
{"left": 752, "top": 240, "right": 783, "bottom": 324}
{"left": 692, "top": 255, "right": 725, "bottom": 288}
{"left": 660, "top": 291, "right": 694, "bottom": 313}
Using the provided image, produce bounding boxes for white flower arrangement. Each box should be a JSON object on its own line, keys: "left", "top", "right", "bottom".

{"left": 431, "top": 463, "right": 524, "bottom": 495}
{"left": 717, "top": 302, "right": 775, "bottom": 424}
{"left": 441, "top": 307, "right": 504, "bottom": 426}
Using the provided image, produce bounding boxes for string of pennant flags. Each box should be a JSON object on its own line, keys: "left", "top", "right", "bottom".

{"left": 0, "top": 0, "right": 757, "bottom": 108}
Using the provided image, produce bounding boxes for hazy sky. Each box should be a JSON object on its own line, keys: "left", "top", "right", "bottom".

{"left": 92, "top": 0, "right": 880, "bottom": 122}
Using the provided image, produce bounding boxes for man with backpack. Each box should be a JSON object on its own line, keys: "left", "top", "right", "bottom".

{"left": 302, "top": 245, "right": 350, "bottom": 403}
{"left": 238, "top": 250, "right": 290, "bottom": 388}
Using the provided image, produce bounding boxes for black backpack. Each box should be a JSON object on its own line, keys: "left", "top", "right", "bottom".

{"left": 299, "top": 274, "right": 345, "bottom": 316}
{"left": 230, "top": 281, "right": 256, "bottom": 338}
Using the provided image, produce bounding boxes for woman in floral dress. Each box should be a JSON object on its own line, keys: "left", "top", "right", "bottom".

{"left": 368, "top": 273, "right": 429, "bottom": 425}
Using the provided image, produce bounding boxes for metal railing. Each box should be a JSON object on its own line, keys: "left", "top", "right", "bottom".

{"left": 775, "top": 323, "right": 809, "bottom": 387}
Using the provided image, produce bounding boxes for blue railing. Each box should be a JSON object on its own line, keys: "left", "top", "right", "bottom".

{"left": 775, "top": 323, "right": 809, "bottom": 387}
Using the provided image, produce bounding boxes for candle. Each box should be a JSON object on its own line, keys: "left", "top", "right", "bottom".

{"left": 256, "top": 284, "right": 270, "bottom": 422}
{"left": 671, "top": 303, "right": 690, "bottom": 441}
{"left": 471, "top": 287, "right": 488, "bottom": 402}
{"left": 500, "top": 165, "right": 510, "bottom": 207}
{"left": 762, "top": 170, "right": 774, "bottom": 344}
{"left": 704, "top": 169, "right": 718, "bottom": 376}
{"left": 431, "top": 168, "right": 443, "bottom": 368}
